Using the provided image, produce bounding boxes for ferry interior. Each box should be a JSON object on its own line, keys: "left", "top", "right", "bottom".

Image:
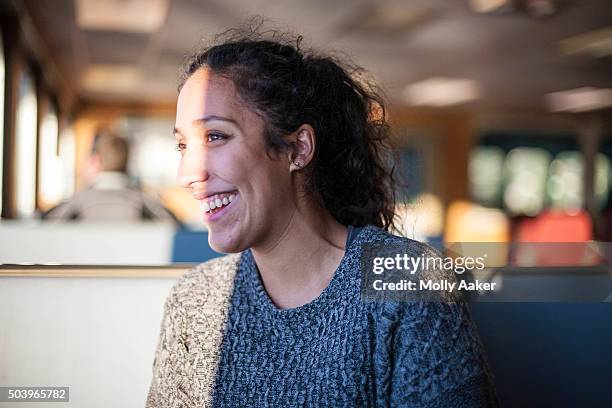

{"left": 0, "top": 1, "right": 611, "bottom": 407}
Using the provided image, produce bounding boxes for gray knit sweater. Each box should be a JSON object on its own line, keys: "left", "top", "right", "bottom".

{"left": 146, "top": 225, "right": 497, "bottom": 407}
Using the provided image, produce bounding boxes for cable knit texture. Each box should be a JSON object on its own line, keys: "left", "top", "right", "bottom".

{"left": 146, "top": 225, "right": 498, "bottom": 407}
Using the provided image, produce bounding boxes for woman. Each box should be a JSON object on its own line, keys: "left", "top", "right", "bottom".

{"left": 147, "top": 27, "right": 497, "bottom": 407}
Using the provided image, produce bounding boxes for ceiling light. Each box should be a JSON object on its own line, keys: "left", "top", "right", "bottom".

{"left": 470, "top": 0, "right": 558, "bottom": 18}
{"left": 75, "top": 0, "right": 169, "bottom": 33}
{"left": 341, "top": 4, "right": 434, "bottom": 36}
{"left": 470, "top": 0, "right": 515, "bottom": 14}
{"left": 546, "top": 87, "right": 612, "bottom": 113}
{"left": 560, "top": 26, "right": 612, "bottom": 58}
{"left": 81, "top": 65, "right": 141, "bottom": 93}
{"left": 524, "top": 0, "right": 557, "bottom": 18}
{"left": 403, "top": 77, "right": 479, "bottom": 107}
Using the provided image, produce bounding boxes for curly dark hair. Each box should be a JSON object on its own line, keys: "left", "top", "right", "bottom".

{"left": 181, "top": 22, "right": 398, "bottom": 231}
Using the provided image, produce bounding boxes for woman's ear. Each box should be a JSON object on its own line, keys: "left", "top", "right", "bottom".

{"left": 288, "top": 124, "right": 315, "bottom": 172}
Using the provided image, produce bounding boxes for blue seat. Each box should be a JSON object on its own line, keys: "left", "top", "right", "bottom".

{"left": 470, "top": 302, "right": 612, "bottom": 407}
{"left": 171, "top": 228, "right": 223, "bottom": 264}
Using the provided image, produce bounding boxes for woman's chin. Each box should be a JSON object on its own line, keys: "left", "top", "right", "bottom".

{"left": 208, "top": 230, "right": 243, "bottom": 254}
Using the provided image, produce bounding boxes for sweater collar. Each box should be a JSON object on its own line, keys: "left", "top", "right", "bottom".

{"left": 238, "top": 225, "right": 380, "bottom": 318}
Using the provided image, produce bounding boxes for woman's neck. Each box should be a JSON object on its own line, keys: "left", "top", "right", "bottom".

{"left": 251, "top": 203, "right": 348, "bottom": 310}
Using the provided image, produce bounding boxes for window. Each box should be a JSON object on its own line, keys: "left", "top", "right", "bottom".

{"left": 594, "top": 153, "right": 610, "bottom": 210}
{"left": 38, "top": 104, "right": 61, "bottom": 209}
{"left": 124, "top": 116, "right": 178, "bottom": 187}
{"left": 469, "top": 146, "right": 504, "bottom": 207}
{"left": 504, "top": 147, "right": 551, "bottom": 216}
{"left": 14, "top": 67, "right": 38, "bottom": 217}
{"left": 58, "top": 124, "right": 76, "bottom": 199}
{"left": 0, "top": 29, "right": 5, "bottom": 215}
{"left": 470, "top": 131, "right": 580, "bottom": 216}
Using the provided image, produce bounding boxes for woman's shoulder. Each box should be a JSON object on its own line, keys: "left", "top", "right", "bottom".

{"left": 167, "top": 253, "right": 242, "bottom": 306}
{"left": 187, "top": 252, "right": 242, "bottom": 280}
{"left": 356, "top": 225, "right": 453, "bottom": 294}
{"left": 356, "top": 224, "right": 441, "bottom": 257}
{"left": 357, "top": 229, "right": 497, "bottom": 404}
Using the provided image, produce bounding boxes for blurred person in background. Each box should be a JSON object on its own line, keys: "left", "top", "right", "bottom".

{"left": 147, "top": 24, "right": 497, "bottom": 407}
{"left": 43, "top": 130, "right": 180, "bottom": 224}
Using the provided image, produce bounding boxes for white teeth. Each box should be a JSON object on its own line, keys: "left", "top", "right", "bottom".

{"left": 200, "top": 193, "right": 237, "bottom": 213}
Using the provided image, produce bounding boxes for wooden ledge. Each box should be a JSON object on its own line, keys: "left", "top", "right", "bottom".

{"left": 0, "top": 264, "right": 193, "bottom": 278}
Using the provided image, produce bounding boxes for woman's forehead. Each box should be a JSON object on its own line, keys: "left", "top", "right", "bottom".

{"left": 178, "top": 71, "right": 244, "bottom": 119}
{"left": 176, "top": 70, "right": 262, "bottom": 132}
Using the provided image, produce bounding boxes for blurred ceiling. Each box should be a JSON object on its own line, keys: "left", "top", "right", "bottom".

{"left": 6, "top": 0, "right": 612, "bottom": 111}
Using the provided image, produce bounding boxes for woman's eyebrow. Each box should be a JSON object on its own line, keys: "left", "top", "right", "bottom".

{"left": 194, "top": 114, "right": 244, "bottom": 134}
{"left": 194, "top": 115, "right": 239, "bottom": 126}
{"left": 173, "top": 115, "right": 242, "bottom": 138}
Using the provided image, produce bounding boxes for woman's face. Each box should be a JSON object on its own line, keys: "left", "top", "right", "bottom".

{"left": 175, "top": 69, "right": 295, "bottom": 253}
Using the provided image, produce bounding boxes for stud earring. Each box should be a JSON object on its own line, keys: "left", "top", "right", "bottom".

{"left": 293, "top": 161, "right": 303, "bottom": 168}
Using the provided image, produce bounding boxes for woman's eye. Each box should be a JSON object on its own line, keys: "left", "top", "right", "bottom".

{"left": 207, "top": 132, "right": 226, "bottom": 142}
{"left": 175, "top": 143, "right": 187, "bottom": 151}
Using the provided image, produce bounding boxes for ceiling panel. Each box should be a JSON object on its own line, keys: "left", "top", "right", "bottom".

{"left": 84, "top": 31, "right": 150, "bottom": 64}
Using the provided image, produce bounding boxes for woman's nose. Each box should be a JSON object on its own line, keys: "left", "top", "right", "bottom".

{"left": 177, "top": 149, "right": 209, "bottom": 188}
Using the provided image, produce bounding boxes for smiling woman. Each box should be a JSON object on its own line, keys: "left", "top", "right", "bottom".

{"left": 173, "top": 69, "right": 300, "bottom": 254}
{"left": 147, "top": 24, "right": 498, "bottom": 407}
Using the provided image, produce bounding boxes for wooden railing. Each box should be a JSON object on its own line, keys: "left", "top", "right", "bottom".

{"left": 0, "top": 264, "right": 192, "bottom": 278}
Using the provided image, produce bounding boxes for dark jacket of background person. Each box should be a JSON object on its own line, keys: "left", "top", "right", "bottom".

{"left": 43, "top": 131, "right": 180, "bottom": 225}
